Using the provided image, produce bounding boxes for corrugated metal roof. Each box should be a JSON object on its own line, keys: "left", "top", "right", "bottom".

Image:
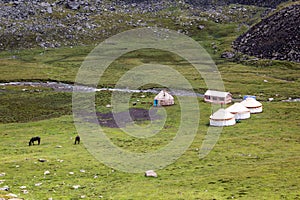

{"left": 204, "top": 90, "right": 231, "bottom": 98}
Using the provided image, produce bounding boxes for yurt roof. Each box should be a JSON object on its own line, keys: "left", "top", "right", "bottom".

{"left": 154, "top": 90, "right": 174, "bottom": 100}
{"left": 226, "top": 103, "right": 250, "bottom": 113}
{"left": 204, "top": 90, "right": 231, "bottom": 98}
{"left": 210, "top": 108, "right": 235, "bottom": 120}
{"left": 241, "top": 98, "right": 262, "bottom": 108}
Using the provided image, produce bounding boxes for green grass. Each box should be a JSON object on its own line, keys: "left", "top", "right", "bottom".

{"left": 0, "top": 3, "right": 300, "bottom": 199}
{"left": 0, "top": 101, "right": 299, "bottom": 199}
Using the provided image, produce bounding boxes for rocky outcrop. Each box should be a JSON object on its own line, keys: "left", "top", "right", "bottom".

{"left": 233, "top": 4, "right": 300, "bottom": 62}
{"left": 0, "top": 0, "right": 179, "bottom": 50}
{"left": 184, "top": 0, "right": 292, "bottom": 8}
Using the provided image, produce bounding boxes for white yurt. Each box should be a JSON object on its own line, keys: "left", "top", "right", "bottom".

{"left": 154, "top": 90, "right": 174, "bottom": 106}
{"left": 241, "top": 98, "right": 263, "bottom": 113}
{"left": 210, "top": 108, "right": 236, "bottom": 126}
{"left": 226, "top": 102, "right": 251, "bottom": 120}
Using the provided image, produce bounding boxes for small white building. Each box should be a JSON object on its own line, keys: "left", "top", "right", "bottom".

{"left": 226, "top": 103, "right": 251, "bottom": 120}
{"left": 241, "top": 98, "right": 263, "bottom": 113}
{"left": 204, "top": 90, "right": 232, "bottom": 104}
{"left": 154, "top": 90, "right": 174, "bottom": 106}
{"left": 210, "top": 108, "right": 236, "bottom": 127}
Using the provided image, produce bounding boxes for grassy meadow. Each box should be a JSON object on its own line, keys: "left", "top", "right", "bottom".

{"left": 1, "top": 3, "right": 300, "bottom": 199}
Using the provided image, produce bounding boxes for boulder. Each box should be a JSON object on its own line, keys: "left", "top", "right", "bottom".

{"left": 145, "top": 170, "right": 157, "bottom": 177}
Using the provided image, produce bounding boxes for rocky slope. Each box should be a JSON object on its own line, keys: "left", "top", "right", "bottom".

{"left": 184, "top": 0, "right": 293, "bottom": 8}
{"left": 233, "top": 4, "right": 300, "bottom": 62}
{"left": 0, "top": 0, "right": 293, "bottom": 54}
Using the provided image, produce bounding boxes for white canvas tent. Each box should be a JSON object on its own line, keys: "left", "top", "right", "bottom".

{"left": 241, "top": 98, "right": 263, "bottom": 113}
{"left": 226, "top": 103, "right": 250, "bottom": 120}
{"left": 210, "top": 108, "right": 236, "bottom": 126}
{"left": 154, "top": 90, "right": 174, "bottom": 106}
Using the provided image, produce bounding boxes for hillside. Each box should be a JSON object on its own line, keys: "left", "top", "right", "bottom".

{"left": 233, "top": 3, "right": 300, "bottom": 62}
{"left": 184, "top": 0, "right": 293, "bottom": 8}
{"left": 0, "top": 0, "right": 291, "bottom": 51}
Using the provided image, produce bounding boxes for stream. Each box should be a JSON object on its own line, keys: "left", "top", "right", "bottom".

{"left": 1, "top": 81, "right": 299, "bottom": 102}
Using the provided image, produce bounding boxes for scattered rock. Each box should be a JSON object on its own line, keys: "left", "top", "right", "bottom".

{"left": 221, "top": 51, "right": 235, "bottom": 59}
{"left": 72, "top": 185, "right": 80, "bottom": 189}
{"left": 0, "top": 186, "right": 9, "bottom": 191}
{"left": 19, "top": 186, "right": 26, "bottom": 189}
{"left": 80, "top": 169, "right": 85, "bottom": 173}
{"left": 44, "top": 170, "right": 50, "bottom": 175}
{"left": 7, "top": 193, "right": 18, "bottom": 198}
{"left": 38, "top": 158, "right": 47, "bottom": 162}
{"left": 69, "top": 172, "right": 74, "bottom": 175}
{"left": 0, "top": 173, "right": 5, "bottom": 177}
{"left": 197, "top": 25, "right": 205, "bottom": 30}
{"left": 145, "top": 170, "right": 157, "bottom": 177}
{"left": 21, "top": 189, "right": 29, "bottom": 194}
{"left": 66, "top": 1, "right": 80, "bottom": 10}
{"left": 35, "top": 182, "right": 42, "bottom": 186}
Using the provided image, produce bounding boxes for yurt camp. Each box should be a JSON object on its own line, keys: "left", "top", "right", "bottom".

{"left": 153, "top": 90, "right": 174, "bottom": 106}
{"left": 241, "top": 98, "right": 263, "bottom": 113}
{"left": 226, "top": 103, "right": 251, "bottom": 120}
{"left": 210, "top": 108, "right": 236, "bottom": 126}
{"left": 204, "top": 90, "right": 232, "bottom": 104}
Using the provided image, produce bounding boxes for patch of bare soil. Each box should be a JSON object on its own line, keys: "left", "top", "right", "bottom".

{"left": 78, "top": 108, "right": 162, "bottom": 128}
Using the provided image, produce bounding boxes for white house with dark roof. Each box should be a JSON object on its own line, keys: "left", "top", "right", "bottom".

{"left": 204, "top": 90, "right": 232, "bottom": 104}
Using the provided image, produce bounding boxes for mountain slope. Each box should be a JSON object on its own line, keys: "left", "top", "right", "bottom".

{"left": 233, "top": 3, "right": 300, "bottom": 62}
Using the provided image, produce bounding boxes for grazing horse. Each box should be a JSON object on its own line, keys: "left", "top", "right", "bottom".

{"left": 29, "top": 136, "right": 41, "bottom": 146}
{"left": 74, "top": 135, "right": 80, "bottom": 144}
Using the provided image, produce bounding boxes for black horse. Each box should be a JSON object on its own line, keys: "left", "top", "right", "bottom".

{"left": 29, "top": 136, "right": 41, "bottom": 146}
{"left": 74, "top": 135, "right": 80, "bottom": 144}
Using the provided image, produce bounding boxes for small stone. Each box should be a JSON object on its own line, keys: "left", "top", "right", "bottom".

{"left": 44, "top": 170, "right": 50, "bottom": 175}
{"left": 22, "top": 189, "right": 29, "bottom": 194}
{"left": 0, "top": 186, "right": 9, "bottom": 191}
{"left": 69, "top": 172, "right": 74, "bottom": 175}
{"left": 80, "top": 169, "right": 85, "bottom": 173}
{"left": 145, "top": 170, "right": 157, "bottom": 177}
{"left": 198, "top": 25, "right": 205, "bottom": 30}
{"left": 38, "top": 158, "right": 47, "bottom": 162}
{"left": 7, "top": 193, "right": 18, "bottom": 198}
{"left": 221, "top": 51, "right": 235, "bottom": 59}
{"left": 0, "top": 173, "right": 5, "bottom": 177}
{"left": 73, "top": 185, "right": 80, "bottom": 189}
{"left": 35, "top": 182, "right": 42, "bottom": 186}
{"left": 20, "top": 186, "right": 26, "bottom": 189}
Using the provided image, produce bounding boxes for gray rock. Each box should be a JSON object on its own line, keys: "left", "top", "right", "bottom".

{"left": 0, "top": 186, "right": 9, "bottom": 191}
{"left": 145, "top": 170, "right": 157, "bottom": 177}
{"left": 66, "top": 1, "right": 80, "bottom": 10}
{"left": 221, "top": 51, "right": 235, "bottom": 59}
